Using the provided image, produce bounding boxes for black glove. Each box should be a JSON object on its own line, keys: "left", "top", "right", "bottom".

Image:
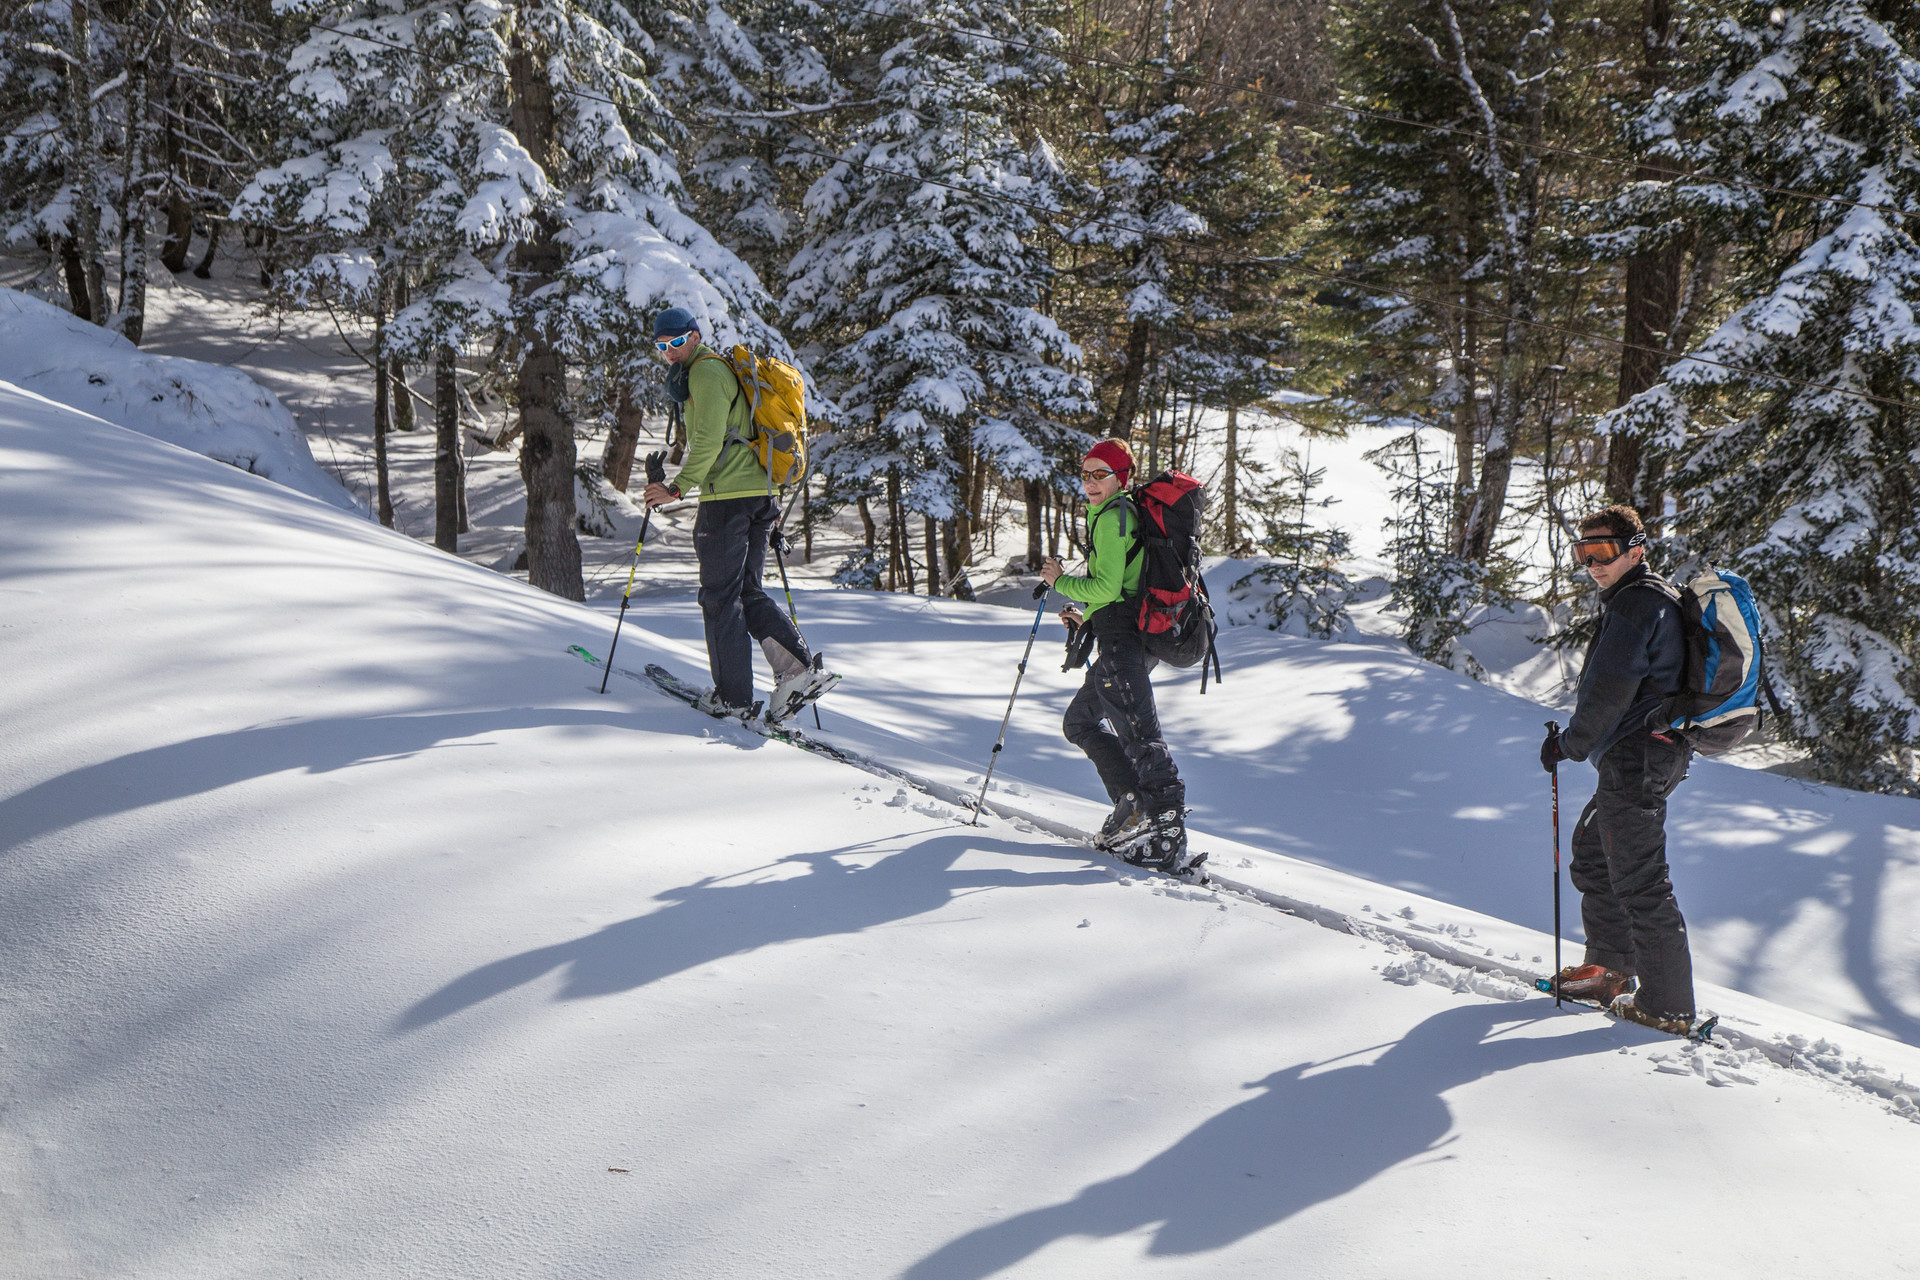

{"left": 769, "top": 525, "right": 790, "bottom": 557}
{"left": 1540, "top": 724, "right": 1566, "bottom": 773}
{"left": 643, "top": 450, "right": 667, "bottom": 486}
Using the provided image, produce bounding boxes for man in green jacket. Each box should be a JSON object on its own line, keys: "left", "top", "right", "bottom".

{"left": 1041, "top": 439, "right": 1191, "bottom": 871}
{"left": 642, "top": 307, "right": 834, "bottom": 721}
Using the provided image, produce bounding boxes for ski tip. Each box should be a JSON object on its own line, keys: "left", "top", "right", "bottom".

{"left": 568, "top": 644, "right": 599, "bottom": 664}
{"left": 1534, "top": 977, "right": 1555, "bottom": 996}
{"left": 1692, "top": 1015, "right": 1719, "bottom": 1044}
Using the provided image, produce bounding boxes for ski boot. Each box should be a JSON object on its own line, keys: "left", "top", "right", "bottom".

{"left": 1121, "top": 809, "right": 1206, "bottom": 877}
{"left": 1546, "top": 963, "right": 1633, "bottom": 1005}
{"left": 1609, "top": 994, "right": 1701, "bottom": 1038}
{"left": 1093, "top": 792, "right": 1145, "bottom": 851}
{"left": 691, "top": 689, "right": 763, "bottom": 722}
{"left": 768, "top": 652, "right": 841, "bottom": 724}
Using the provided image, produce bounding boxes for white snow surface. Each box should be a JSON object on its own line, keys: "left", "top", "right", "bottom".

{"left": 0, "top": 289, "right": 361, "bottom": 513}
{"left": 5, "top": 384, "right": 1920, "bottom": 1277}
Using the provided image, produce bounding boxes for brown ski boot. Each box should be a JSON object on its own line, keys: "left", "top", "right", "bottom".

{"left": 1547, "top": 963, "right": 1633, "bottom": 1005}
{"left": 1609, "top": 994, "right": 1699, "bottom": 1037}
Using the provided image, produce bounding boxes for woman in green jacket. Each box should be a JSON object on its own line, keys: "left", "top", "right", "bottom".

{"left": 1041, "top": 440, "right": 1191, "bottom": 871}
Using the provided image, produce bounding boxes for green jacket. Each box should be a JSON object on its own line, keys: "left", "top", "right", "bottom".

{"left": 1052, "top": 493, "right": 1141, "bottom": 627}
{"left": 672, "top": 346, "right": 769, "bottom": 502}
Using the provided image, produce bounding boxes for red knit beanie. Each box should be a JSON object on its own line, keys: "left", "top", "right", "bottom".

{"left": 1084, "top": 439, "right": 1133, "bottom": 482}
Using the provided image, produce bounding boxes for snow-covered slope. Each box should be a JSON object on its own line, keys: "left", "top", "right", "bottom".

{"left": 4, "top": 382, "right": 1919, "bottom": 1279}
{"left": 0, "top": 289, "right": 359, "bottom": 513}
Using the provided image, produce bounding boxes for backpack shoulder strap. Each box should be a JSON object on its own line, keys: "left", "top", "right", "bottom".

{"left": 1106, "top": 494, "right": 1143, "bottom": 562}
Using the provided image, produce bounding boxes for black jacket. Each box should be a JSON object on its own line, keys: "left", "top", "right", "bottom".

{"left": 1561, "top": 563, "right": 1685, "bottom": 763}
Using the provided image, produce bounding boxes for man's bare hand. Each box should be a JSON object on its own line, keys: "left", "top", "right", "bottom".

{"left": 1060, "top": 604, "right": 1083, "bottom": 626}
{"left": 642, "top": 482, "right": 676, "bottom": 509}
{"left": 1040, "top": 556, "right": 1064, "bottom": 586}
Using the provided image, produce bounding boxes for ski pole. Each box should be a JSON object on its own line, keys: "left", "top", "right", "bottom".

{"left": 1547, "top": 719, "right": 1562, "bottom": 1007}
{"left": 968, "top": 582, "right": 1051, "bottom": 826}
{"left": 768, "top": 526, "right": 822, "bottom": 730}
{"left": 600, "top": 451, "right": 667, "bottom": 695}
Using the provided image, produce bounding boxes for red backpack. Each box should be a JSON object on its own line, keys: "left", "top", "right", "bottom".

{"left": 1125, "top": 470, "right": 1222, "bottom": 690}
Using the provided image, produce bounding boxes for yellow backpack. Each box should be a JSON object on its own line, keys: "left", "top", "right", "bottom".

{"left": 696, "top": 347, "right": 808, "bottom": 490}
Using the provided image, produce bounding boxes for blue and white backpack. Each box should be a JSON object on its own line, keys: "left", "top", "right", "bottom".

{"left": 1659, "top": 566, "right": 1765, "bottom": 754}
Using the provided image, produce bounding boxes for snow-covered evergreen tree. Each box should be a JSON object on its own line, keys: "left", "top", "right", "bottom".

{"left": 1, "top": 0, "right": 280, "bottom": 340}
{"left": 1066, "top": 21, "right": 1291, "bottom": 456}
{"left": 240, "top": 0, "right": 790, "bottom": 597}
{"left": 633, "top": 0, "right": 840, "bottom": 284}
{"left": 785, "top": 0, "right": 1091, "bottom": 593}
{"left": 1601, "top": 0, "right": 1920, "bottom": 792}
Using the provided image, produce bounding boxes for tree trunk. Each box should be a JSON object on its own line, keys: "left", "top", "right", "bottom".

{"left": 1606, "top": 0, "right": 1683, "bottom": 521}
{"left": 603, "top": 383, "right": 644, "bottom": 491}
{"left": 434, "top": 345, "right": 460, "bottom": 552}
{"left": 66, "top": 0, "right": 106, "bottom": 324}
{"left": 158, "top": 46, "right": 191, "bottom": 276}
{"left": 1455, "top": 0, "right": 1552, "bottom": 564}
{"left": 1107, "top": 316, "right": 1150, "bottom": 440}
{"left": 858, "top": 493, "right": 877, "bottom": 551}
{"left": 1450, "top": 298, "right": 1479, "bottom": 556}
{"left": 1223, "top": 404, "right": 1240, "bottom": 553}
{"left": 193, "top": 220, "right": 219, "bottom": 278}
{"left": 885, "top": 472, "right": 903, "bottom": 592}
{"left": 388, "top": 269, "right": 414, "bottom": 432}
{"left": 801, "top": 482, "right": 814, "bottom": 562}
{"left": 925, "top": 515, "right": 942, "bottom": 595}
{"left": 508, "top": 23, "right": 584, "bottom": 601}
{"left": 456, "top": 421, "right": 471, "bottom": 534}
{"left": 1024, "top": 478, "right": 1044, "bottom": 568}
{"left": 372, "top": 285, "right": 395, "bottom": 528}
{"left": 115, "top": 0, "right": 156, "bottom": 344}
{"left": 60, "top": 238, "right": 91, "bottom": 315}
{"left": 161, "top": 194, "right": 192, "bottom": 274}
{"left": 392, "top": 362, "right": 415, "bottom": 432}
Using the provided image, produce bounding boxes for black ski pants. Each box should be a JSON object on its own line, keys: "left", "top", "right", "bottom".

{"left": 692, "top": 495, "right": 806, "bottom": 708}
{"left": 1062, "top": 628, "right": 1184, "bottom": 814}
{"left": 1569, "top": 731, "right": 1696, "bottom": 1018}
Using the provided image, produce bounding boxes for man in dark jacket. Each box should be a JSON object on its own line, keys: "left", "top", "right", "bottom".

{"left": 1540, "top": 504, "right": 1697, "bottom": 1033}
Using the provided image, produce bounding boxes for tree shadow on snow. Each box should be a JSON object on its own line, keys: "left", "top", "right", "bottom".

{"left": 0, "top": 705, "right": 646, "bottom": 856}
{"left": 905, "top": 1000, "right": 1614, "bottom": 1279}
{"left": 395, "top": 833, "right": 1101, "bottom": 1031}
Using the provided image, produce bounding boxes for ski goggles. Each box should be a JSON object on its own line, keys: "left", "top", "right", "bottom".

{"left": 653, "top": 331, "right": 695, "bottom": 352}
{"left": 1570, "top": 531, "right": 1645, "bottom": 568}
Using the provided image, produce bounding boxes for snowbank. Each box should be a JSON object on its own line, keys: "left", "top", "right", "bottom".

{"left": 7, "top": 383, "right": 1920, "bottom": 1277}
{"left": 0, "top": 288, "right": 361, "bottom": 513}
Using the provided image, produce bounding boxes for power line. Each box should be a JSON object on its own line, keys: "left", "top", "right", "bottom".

{"left": 293, "top": 15, "right": 1919, "bottom": 419}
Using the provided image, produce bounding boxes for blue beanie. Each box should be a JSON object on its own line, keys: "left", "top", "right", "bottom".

{"left": 653, "top": 306, "right": 697, "bottom": 338}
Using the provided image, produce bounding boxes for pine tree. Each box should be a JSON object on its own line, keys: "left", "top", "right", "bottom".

{"left": 1601, "top": 0, "right": 1920, "bottom": 792}
{"left": 785, "top": 0, "right": 1091, "bottom": 594}
{"left": 240, "top": 0, "right": 789, "bottom": 595}
{"left": 1064, "top": 18, "right": 1292, "bottom": 461}
{"left": 1, "top": 1, "right": 280, "bottom": 339}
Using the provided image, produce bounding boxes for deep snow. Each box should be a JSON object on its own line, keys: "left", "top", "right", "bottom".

{"left": 5, "top": 380, "right": 1920, "bottom": 1278}
{"left": 0, "top": 288, "right": 359, "bottom": 514}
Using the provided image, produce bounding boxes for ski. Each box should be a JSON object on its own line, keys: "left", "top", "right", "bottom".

{"left": 1533, "top": 979, "right": 1720, "bottom": 1043}
{"left": 570, "top": 644, "right": 1213, "bottom": 887}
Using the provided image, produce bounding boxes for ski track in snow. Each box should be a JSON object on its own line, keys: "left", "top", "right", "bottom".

{"left": 573, "top": 643, "right": 1920, "bottom": 1123}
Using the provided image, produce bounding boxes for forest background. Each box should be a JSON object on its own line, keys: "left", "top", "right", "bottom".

{"left": 4, "top": 0, "right": 1918, "bottom": 795}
